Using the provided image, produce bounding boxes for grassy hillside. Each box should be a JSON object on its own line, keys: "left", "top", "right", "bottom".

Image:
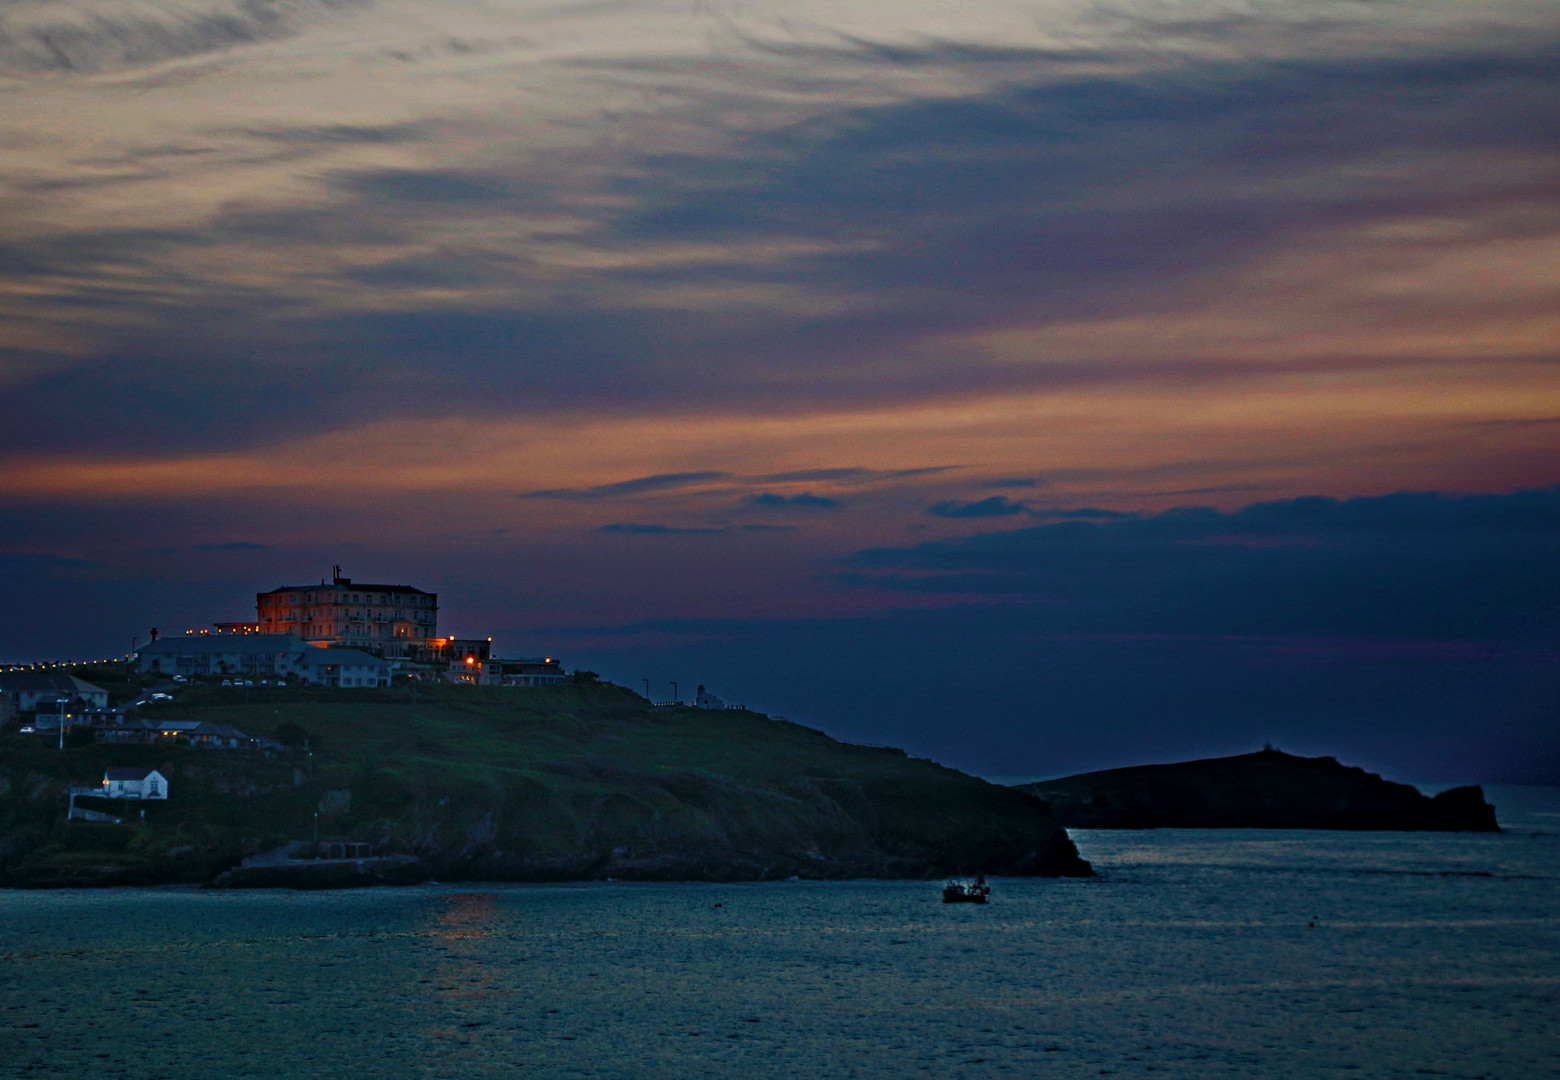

{"left": 0, "top": 680, "right": 1090, "bottom": 886}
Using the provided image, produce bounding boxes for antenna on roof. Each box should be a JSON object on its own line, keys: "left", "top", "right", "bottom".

{"left": 332, "top": 564, "right": 342, "bottom": 583}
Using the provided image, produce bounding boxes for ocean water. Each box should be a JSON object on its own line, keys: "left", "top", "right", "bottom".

{"left": 3, "top": 790, "right": 1557, "bottom": 1079}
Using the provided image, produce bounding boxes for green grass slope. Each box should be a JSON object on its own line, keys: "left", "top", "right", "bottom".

{"left": 0, "top": 681, "right": 1090, "bottom": 886}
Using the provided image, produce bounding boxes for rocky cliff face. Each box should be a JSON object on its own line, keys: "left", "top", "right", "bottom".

{"left": 1020, "top": 749, "right": 1499, "bottom": 831}
{"left": 0, "top": 683, "right": 1092, "bottom": 887}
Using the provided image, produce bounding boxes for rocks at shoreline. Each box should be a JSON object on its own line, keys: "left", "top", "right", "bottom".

{"left": 1019, "top": 749, "right": 1500, "bottom": 831}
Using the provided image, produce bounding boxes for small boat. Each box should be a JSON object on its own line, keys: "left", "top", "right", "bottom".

{"left": 942, "top": 875, "right": 991, "bottom": 903}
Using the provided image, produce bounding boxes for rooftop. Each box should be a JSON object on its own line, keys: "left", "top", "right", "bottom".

{"left": 105, "top": 766, "right": 160, "bottom": 781}
{"left": 0, "top": 671, "right": 107, "bottom": 697}
{"left": 261, "top": 578, "right": 431, "bottom": 596}
{"left": 138, "top": 634, "right": 306, "bottom": 655}
{"left": 298, "top": 648, "right": 390, "bottom": 667}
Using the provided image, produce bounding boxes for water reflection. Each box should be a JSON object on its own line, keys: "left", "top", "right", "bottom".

{"left": 414, "top": 891, "right": 515, "bottom": 1074}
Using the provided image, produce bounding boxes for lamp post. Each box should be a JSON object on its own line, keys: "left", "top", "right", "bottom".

{"left": 56, "top": 696, "right": 70, "bottom": 751}
{"left": 642, "top": 678, "right": 650, "bottom": 701}
{"left": 671, "top": 681, "right": 678, "bottom": 706}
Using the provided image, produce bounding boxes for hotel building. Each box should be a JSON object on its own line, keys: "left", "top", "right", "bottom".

{"left": 256, "top": 569, "right": 438, "bottom": 658}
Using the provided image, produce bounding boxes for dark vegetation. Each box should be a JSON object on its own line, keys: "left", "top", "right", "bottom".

{"left": 1021, "top": 749, "right": 1500, "bottom": 831}
{"left": 0, "top": 676, "right": 1090, "bottom": 887}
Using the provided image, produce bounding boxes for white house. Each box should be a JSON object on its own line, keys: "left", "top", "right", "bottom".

{"left": 0, "top": 671, "right": 110, "bottom": 713}
{"left": 135, "top": 635, "right": 391, "bottom": 687}
{"left": 136, "top": 634, "right": 307, "bottom": 678}
{"left": 103, "top": 767, "right": 169, "bottom": 800}
{"left": 294, "top": 647, "right": 392, "bottom": 688}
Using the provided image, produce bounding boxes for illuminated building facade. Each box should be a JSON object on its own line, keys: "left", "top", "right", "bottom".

{"left": 447, "top": 655, "right": 565, "bottom": 687}
{"left": 256, "top": 570, "right": 437, "bottom": 658}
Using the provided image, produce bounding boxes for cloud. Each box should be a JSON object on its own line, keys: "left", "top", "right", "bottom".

{"left": 846, "top": 486, "right": 1560, "bottom": 642}
{"left": 524, "top": 468, "right": 954, "bottom": 506}
{"left": 1031, "top": 507, "right": 1137, "bottom": 521}
{"left": 3, "top": 14, "right": 1557, "bottom": 463}
{"left": 192, "top": 541, "right": 272, "bottom": 551}
{"left": 753, "top": 466, "right": 960, "bottom": 485}
{"left": 988, "top": 478, "right": 1042, "bottom": 489}
{"left": 928, "top": 496, "right": 1027, "bottom": 518}
{"left": 526, "top": 472, "right": 730, "bottom": 500}
{"left": 597, "top": 523, "right": 724, "bottom": 535}
{"left": 747, "top": 492, "right": 840, "bottom": 510}
{"left": 338, "top": 169, "right": 530, "bottom": 207}
{"left": 0, "top": 0, "right": 362, "bottom": 74}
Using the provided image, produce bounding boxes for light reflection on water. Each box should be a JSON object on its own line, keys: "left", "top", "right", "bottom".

{"left": 3, "top": 823, "right": 1557, "bottom": 1079}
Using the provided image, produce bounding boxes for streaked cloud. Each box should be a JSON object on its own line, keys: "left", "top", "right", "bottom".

{"left": 598, "top": 522, "right": 724, "bottom": 535}
{"left": 527, "top": 472, "right": 731, "bottom": 501}
{"left": 929, "top": 496, "right": 1028, "bottom": 518}
{"left": 747, "top": 492, "right": 840, "bottom": 510}
{"left": 845, "top": 486, "right": 1560, "bottom": 641}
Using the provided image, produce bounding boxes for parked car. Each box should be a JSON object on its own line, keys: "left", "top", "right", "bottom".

{"left": 150, "top": 692, "right": 173, "bottom": 701}
{"left": 172, "top": 675, "right": 188, "bottom": 683}
{"left": 221, "top": 679, "right": 233, "bottom": 686}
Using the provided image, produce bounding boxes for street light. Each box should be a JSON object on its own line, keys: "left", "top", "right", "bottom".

{"left": 56, "top": 696, "right": 71, "bottom": 751}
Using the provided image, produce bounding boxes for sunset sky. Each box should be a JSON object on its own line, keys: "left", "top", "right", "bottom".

{"left": 2, "top": 0, "right": 1556, "bottom": 783}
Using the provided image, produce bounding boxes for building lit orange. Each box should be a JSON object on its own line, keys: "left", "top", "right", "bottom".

{"left": 255, "top": 568, "right": 437, "bottom": 658}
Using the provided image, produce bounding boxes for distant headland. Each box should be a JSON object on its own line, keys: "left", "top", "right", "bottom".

{"left": 0, "top": 679, "right": 1092, "bottom": 889}
{"left": 1019, "top": 748, "right": 1499, "bottom": 832}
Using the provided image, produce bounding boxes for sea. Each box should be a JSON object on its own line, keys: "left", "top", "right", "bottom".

{"left": 3, "top": 786, "right": 1557, "bottom": 1080}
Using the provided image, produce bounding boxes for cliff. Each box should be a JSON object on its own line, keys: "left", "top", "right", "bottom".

{"left": 0, "top": 681, "right": 1091, "bottom": 887}
{"left": 1019, "top": 749, "right": 1499, "bottom": 831}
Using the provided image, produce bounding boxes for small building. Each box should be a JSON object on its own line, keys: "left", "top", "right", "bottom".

{"left": 0, "top": 671, "right": 110, "bottom": 713}
{"left": 446, "top": 656, "right": 566, "bottom": 687}
{"left": 96, "top": 716, "right": 269, "bottom": 750}
{"left": 149, "top": 719, "right": 253, "bottom": 749}
{"left": 136, "top": 634, "right": 308, "bottom": 679}
{"left": 103, "top": 767, "right": 169, "bottom": 800}
{"left": 694, "top": 685, "right": 726, "bottom": 710}
{"left": 294, "top": 648, "right": 392, "bottom": 688}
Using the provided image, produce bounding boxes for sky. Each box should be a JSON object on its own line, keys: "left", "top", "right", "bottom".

{"left": 1, "top": 0, "right": 1556, "bottom": 784}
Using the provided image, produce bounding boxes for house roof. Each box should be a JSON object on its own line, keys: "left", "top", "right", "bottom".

{"left": 105, "top": 766, "right": 161, "bottom": 781}
{"left": 297, "top": 648, "right": 389, "bottom": 668}
{"left": 0, "top": 671, "right": 107, "bottom": 698}
{"left": 137, "top": 634, "right": 306, "bottom": 655}
{"left": 153, "top": 720, "right": 250, "bottom": 738}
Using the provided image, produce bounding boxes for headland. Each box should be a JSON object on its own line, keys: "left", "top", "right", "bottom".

{"left": 1019, "top": 748, "right": 1499, "bottom": 831}
{"left": 0, "top": 679, "right": 1092, "bottom": 888}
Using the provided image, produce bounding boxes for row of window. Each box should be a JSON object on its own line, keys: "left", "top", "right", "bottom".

{"left": 264, "top": 612, "right": 433, "bottom": 622}
{"left": 269, "top": 593, "right": 434, "bottom": 606}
